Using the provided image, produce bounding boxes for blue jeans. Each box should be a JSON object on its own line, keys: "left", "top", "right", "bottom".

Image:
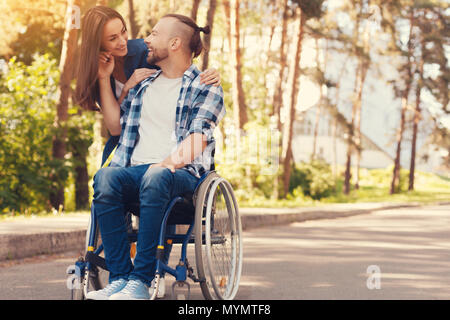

{"left": 92, "top": 164, "right": 199, "bottom": 286}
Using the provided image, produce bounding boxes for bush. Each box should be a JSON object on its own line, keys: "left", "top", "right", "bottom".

{"left": 359, "top": 166, "right": 408, "bottom": 192}
{"left": 289, "top": 160, "right": 336, "bottom": 200}
{"left": 0, "top": 54, "right": 68, "bottom": 214}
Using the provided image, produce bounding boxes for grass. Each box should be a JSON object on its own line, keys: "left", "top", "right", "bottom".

{"left": 237, "top": 169, "right": 450, "bottom": 208}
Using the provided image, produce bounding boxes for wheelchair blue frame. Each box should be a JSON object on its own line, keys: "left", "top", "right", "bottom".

{"left": 83, "top": 176, "right": 211, "bottom": 288}
{"left": 155, "top": 196, "right": 194, "bottom": 282}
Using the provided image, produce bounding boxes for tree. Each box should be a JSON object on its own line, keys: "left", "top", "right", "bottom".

{"left": 281, "top": 0, "right": 324, "bottom": 197}
{"left": 342, "top": 0, "right": 373, "bottom": 194}
{"left": 50, "top": 0, "right": 81, "bottom": 209}
{"left": 409, "top": 17, "right": 424, "bottom": 191}
{"left": 191, "top": 0, "right": 201, "bottom": 21}
{"left": 390, "top": 9, "right": 415, "bottom": 194}
{"left": 127, "top": 0, "right": 139, "bottom": 39}
{"left": 223, "top": 0, "right": 248, "bottom": 132}
{"left": 201, "top": 0, "right": 218, "bottom": 70}
{"left": 409, "top": 2, "right": 449, "bottom": 190}
{"left": 271, "top": 0, "right": 289, "bottom": 134}
{"left": 311, "top": 37, "right": 326, "bottom": 160}
{"left": 281, "top": 5, "right": 306, "bottom": 197}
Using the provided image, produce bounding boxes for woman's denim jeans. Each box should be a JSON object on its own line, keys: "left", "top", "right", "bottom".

{"left": 92, "top": 164, "right": 199, "bottom": 286}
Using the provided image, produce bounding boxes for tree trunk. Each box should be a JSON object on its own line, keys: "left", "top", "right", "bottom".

{"left": 127, "top": 0, "right": 139, "bottom": 39}
{"left": 282, "top": 7, "right": 306, "bottom": 197}
{"left": 332, "top": 117, "right": 338, "bottom": 181}
{"left": 343, "top": 125, "right": 353, "bottom": 195}
{"left": 355, "top": 7, "right": 372, "bottom": 190}
{"left": 201, "top": 0, "right": 217, "bottom": 70}
{"left": 50, "top": 0, "right": 80, "bottom": 210}
{"left": 354, "top": 63, "right": 368, "bottom": 190}
{"left": 332, "top": 56, "right": 348, "bottom": 182}
{"left": 390, "top": 95, "right": 409, "bottom": 194}
{"left": 74, "top": 147, "right": 90, "bottom": 210}
{"left": 271, "top": 0, "right": 289, "bottom": 134}
{"left": 409, "top": 55, "right": 423, "bottom": 191}
{"left": 226, "top": 0, "right": 248, "bottom": 131}
{"left": 312, "top": 37, "right": 323, "bottom": 160}
{"left": 270, "top": 0, "right": 289, "bottom": 200}
{"left": 344, "top": 63, "right": 361, "bottom": 195}
{"left": 390, "top": 10, "right": 414, "bottom": 195}
{"left": 191, "top": 0, "right": 201, "bottom": 22}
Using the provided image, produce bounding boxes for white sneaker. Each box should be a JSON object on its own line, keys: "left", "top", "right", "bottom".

{"left": 85, "top": 278, "right": 128, "bottom": 300}
{"left": 149, "top": 277, "right": 165, "bottom": 298}
{"left": 109, "top": 279, "right": 150, "bottom": 300}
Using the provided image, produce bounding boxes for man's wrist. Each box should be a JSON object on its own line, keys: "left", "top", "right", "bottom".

{"left": 163, "top": 156, "right": 183, "bottom": 169}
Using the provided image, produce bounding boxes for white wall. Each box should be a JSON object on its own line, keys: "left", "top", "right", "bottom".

{"left": 292, "top": 135, "right": 393, "bottom": 169}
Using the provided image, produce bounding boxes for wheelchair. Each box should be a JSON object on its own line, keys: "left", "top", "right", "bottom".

{"left": 68, "top": 136, "right": 243, "bottom": 300}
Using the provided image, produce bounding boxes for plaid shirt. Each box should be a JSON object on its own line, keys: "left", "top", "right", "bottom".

{"left": 109, "top": 64, "right": 225, "bottom": 178}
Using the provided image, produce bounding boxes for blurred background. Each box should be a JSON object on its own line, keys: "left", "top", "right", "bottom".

{"left": 0, "top": 0, "right": 448, "bottom": 216}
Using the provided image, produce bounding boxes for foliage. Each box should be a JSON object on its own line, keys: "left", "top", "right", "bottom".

{"left": 0, "top": 54, "right": 69, "bottom": 214}
{"left": 216, "top": 120, "right": 280, "bottom": 202}
{"left": 0, "top": 0, "right": 66, "bottom": 63}
{"left": 289, "top": 160, "right": 336, "bottom": 200}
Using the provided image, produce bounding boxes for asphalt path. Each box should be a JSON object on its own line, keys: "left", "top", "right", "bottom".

{"left": 1, "top": 204, "right": 449, "bottom": 300}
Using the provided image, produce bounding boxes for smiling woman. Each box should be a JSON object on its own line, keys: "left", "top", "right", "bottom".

{"left": 74, "top": 6, "right": 131, "bottom": 111}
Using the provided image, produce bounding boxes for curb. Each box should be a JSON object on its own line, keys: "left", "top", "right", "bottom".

{"left": 1, "top": 201, "right": 448, "bottom": 262}
{"left": 239, "top": 203, "right": 415, "bottom": 230}
{"left": 0, "top": 231, "right": 86, "bottom": 261}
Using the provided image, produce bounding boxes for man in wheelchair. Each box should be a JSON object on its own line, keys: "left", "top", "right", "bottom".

{"left": 87, "top": 14, "right": 225, "bottom": 300}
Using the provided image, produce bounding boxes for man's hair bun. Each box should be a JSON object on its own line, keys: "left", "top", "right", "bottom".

{"left": 199, "top": 26, "right": 211, "bottom": 34}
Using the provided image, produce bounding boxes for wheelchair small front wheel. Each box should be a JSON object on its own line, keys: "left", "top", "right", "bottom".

{"left": 149, "top": 274, "right": 161, "bottom": 300}
{"left": 71, "top": 213, "right": 109, "bottom": 300}
{"left": 194, "top": 172, "right": 243, "bottom": 300}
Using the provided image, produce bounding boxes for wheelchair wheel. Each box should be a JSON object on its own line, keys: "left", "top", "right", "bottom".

{"left": 194, "top": 172, "right": 243, "bottom": 300}
{"left": 71, "top": 213, "right": 109, "bottom": 300}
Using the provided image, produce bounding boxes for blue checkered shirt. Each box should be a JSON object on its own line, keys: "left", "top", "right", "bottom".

{"left": 109, "top": 64, "right": 225, "bottom": 178}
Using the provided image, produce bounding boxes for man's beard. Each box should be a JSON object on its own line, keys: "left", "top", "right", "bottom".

{"left": 147, "top": 47, "right": 169, "bottom": 65}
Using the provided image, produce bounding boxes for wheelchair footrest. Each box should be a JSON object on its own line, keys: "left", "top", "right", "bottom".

{"left": 85, "top": 251, "right": 108, "bottom": 271}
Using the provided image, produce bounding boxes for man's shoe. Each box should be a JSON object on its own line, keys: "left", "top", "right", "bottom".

{"left": 85, "top": 278, "right": 128, "bottom": 300}
{"left": 149, "top": 277, "right": 165, "bottom": 298}
{"left": 109, "top": 279, "right": 150, "bottom": 300}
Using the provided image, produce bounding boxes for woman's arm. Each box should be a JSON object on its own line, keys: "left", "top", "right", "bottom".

{"left": 118, "top": 68, "right": 157, "bottom": 104}
{"left": 98, "top": 76, "right": 122, "bottom": 136}
{"left": 98, "top": 52, "right": 156, "bottom": 136}
{"left": 97, "top": 52, "right": 122, "bottom": 136}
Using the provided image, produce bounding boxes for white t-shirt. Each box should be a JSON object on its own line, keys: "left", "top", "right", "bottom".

{"left": 130, "top": 74, "right": 182, "bottom": 166}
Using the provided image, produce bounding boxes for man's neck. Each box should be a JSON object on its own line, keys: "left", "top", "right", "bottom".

{"left": 157, "top": 57, "right": 192, "bottom": 79}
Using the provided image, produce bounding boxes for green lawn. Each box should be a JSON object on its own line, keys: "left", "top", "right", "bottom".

{"left": 238, "top": 170, "right": 450, "bottom": 208}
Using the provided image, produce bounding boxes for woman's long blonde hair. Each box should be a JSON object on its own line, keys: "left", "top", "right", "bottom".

{"left": 75, "top": 6, "right": 127, "bottom": 111}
